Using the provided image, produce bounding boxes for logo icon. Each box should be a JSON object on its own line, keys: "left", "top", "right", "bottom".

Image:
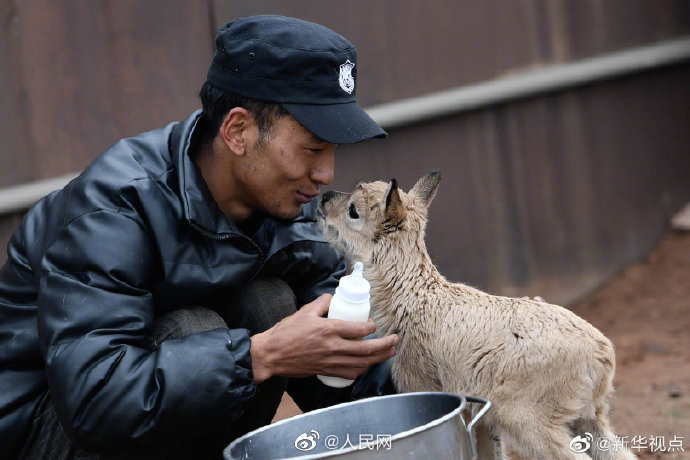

{"left": 339, "top": 60, "right": 355, "bottom": 94}
{"left": 570, "top": 432, "right": 593, "bottom": 453}
{"left": 295, "top": 430, "right": 320, "bottom": 452}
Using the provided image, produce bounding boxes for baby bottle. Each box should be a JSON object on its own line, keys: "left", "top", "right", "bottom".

{"left": 317, "top": 262, "right": 371, "bottom": 388}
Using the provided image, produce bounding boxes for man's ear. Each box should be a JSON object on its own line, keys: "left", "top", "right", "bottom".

{"left": 410, "top": 169, "right": 442, "bottom": 209}
{"left": 218, "top": 107, "right": 253, "bottom": 155}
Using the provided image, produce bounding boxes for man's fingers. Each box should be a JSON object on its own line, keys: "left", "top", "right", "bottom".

{"left": 339, "top": 334, "right": 399, "bottom": 357}
{"left": 300, "top": 293, "right": 333, "bottom": 316}
{"left": 319, "top": 346, "right": 397, "bottom": 379}
{"left": 264, "top": 298, "right": 398, "bottom": 380}
{"left": 329, "top": 318, "right": 377, "bottom": 339}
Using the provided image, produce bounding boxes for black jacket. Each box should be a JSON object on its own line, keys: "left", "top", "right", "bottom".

{"left": 0, "top": 111, "right": 351, "bottom": 456}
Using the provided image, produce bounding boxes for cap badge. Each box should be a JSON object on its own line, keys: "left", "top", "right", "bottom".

{"left": 338, "top": 60, "right": 355, "bottom": 94}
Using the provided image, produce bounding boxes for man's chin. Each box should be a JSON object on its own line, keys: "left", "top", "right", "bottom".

{"left": 267, "top": 205, "right": 303, "bottom": 221}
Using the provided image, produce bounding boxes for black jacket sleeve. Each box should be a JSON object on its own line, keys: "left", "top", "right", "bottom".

{"left": 280, "top": 240, "right": 347, "bottom": 306}
{"left": 38, "top": 210, "right": 256, "bottom": 451}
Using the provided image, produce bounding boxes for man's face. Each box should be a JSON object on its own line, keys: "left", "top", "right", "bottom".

{"left": 238, "top": 114, "right": 336, "bottom": 220}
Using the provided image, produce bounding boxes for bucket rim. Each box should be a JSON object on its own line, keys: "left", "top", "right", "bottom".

{"left": 224, "top": 391, "right": 470, "bottom": 460}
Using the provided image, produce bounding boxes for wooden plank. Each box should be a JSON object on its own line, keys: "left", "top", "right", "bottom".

{"left": 0, "top": 0, "right": 213, "bottom": 187}
{"left": 0, "top": 0, "right": 688, "bottom": 305}
{"left": 563, "top": 0, "right": 690, "bottom": 59}
{"left": 211, "top": 0, "right": 540, "bottom": 106}
{"left": 327, "top": 64, "right": 690, "bottom": 305}
{"left": 211, "top": 0, "right": 689, "bottom": 107}
{"left": 0, "top": 0, "right": 32, "bottom": 186}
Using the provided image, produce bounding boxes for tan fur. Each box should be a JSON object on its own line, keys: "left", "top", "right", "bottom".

{"left": 318, "top": 171, "right": 635, "bottom": 460}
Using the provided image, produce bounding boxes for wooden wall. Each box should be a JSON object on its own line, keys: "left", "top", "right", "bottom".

{"left": 1, "top": 1, "right": 689, "bottom": 304}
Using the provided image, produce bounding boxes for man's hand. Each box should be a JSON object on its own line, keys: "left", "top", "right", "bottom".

{"left": 250, "top": 294, "right": 398, "bottom": 384}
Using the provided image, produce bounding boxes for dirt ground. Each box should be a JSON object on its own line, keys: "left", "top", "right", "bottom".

{"left": 274, "top": 229, "right": 690, "bottom": 458}
{"left": 568, "top": 230, "right": 690, "bottom": 459}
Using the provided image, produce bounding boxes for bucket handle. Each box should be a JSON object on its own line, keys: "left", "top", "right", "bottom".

{"left": 463, "top": 395, "right": 492, "bottom": 460}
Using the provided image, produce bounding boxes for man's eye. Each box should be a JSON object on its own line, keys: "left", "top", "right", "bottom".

{"left": 348, "top": 203, "right": 359, "bottom": 219}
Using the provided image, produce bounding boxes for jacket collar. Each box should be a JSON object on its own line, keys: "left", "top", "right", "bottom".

{"left": 171, "top": 110, "right": 241, "bottom": 237}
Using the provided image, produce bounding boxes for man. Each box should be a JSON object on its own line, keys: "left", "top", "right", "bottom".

{"left": 0, "top": 15, "right": 398, "bottom": 458}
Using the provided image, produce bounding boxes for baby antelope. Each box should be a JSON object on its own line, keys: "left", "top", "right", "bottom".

{"left": 317, "top": 170, "right": 634, "bottom": 460}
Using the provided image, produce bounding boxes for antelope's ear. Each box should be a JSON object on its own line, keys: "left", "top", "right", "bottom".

{"left": 411, "top": 169, "right": 442, "bottom": 209}
{"left": 384, "top": 179, "right": 406, "bottom": 222}
{"left": 376, "top": 180, "right": 407, "bottom": 238}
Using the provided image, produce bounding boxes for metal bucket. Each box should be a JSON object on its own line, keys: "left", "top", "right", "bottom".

{"left": 224, "top": 392, "right": 491, "bottom": 460}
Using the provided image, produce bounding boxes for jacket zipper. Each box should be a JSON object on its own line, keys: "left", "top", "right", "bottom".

{"left": 188, "top": 220, "right": 267, "bottom": 273}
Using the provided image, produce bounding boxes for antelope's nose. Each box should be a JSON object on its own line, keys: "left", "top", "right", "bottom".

{"left": 321, "top": 191, "right": 337, "bottom": 206}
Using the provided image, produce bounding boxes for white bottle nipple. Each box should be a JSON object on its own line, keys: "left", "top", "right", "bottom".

{"left": 335, "top": 262, "right": 370, "bottom": 303}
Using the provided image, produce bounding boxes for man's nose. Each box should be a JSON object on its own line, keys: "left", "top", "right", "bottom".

{"left": 310, "top": 145, "right": 335, "bottom": 185}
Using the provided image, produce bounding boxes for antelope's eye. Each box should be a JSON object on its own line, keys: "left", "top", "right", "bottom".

{"left": 348, "top": 203, "right": 359, "bottom": 219}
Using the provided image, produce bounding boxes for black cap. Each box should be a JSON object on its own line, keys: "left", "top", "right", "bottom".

{"left": 207, "top": 15, "right": 386, "bottom": 144}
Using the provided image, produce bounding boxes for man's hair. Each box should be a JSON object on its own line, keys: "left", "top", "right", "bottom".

{"left": 199, "top": 81, "right": 288, "bottom": 141}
